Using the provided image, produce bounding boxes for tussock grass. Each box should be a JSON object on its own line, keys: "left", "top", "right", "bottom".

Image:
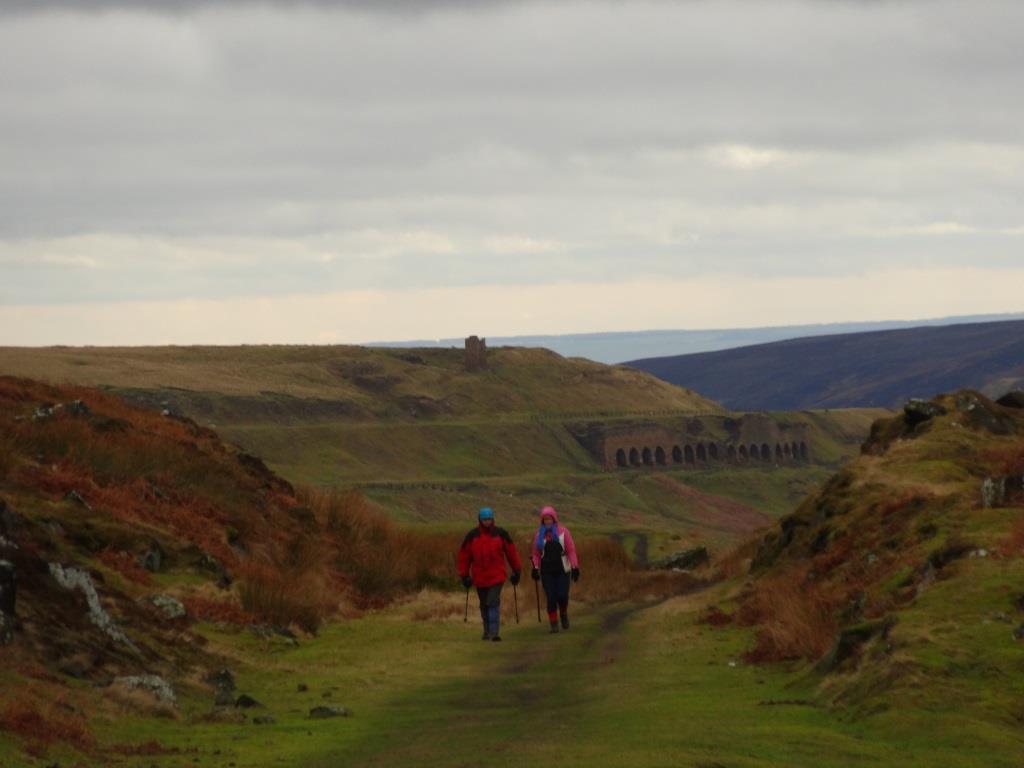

{"left": 301, "top": 488, "right": 456, "bottom": 603}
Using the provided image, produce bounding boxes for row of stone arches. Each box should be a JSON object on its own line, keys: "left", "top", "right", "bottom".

{"left": 615, "top": 440, "right": 808, "bottom": 468}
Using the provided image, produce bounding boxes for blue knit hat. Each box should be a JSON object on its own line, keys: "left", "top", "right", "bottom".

{"left": 478, "top": 507, "right": 495, "bottom": 521}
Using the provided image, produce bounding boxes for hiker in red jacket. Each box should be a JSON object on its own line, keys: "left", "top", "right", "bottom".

{"left": 458, "top": 507, "right": 522, "bottom": 642}
{"left": 530, "top": 506, "right": 579, "bottom": 633}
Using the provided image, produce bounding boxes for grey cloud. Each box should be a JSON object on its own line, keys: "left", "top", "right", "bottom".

{"left": 1, "top": 0, "right": 1023, "bottom": 307}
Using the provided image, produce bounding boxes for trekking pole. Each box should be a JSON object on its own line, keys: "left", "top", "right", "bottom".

{"left": 513, "top": 583, "right": 520, "bottom": 624}
{"left": 463, "top": 587, "right": 469, "bottom": 623}
{"left": 534, "top": 580, "right": 541, "bottom": 623}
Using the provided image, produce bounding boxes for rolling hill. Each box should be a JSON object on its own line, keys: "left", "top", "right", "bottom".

{"left": 627, "top": 318, "right": 1024, "bottom": 411}
{"left": 0, "top": 344, "right": 883, "bottom": 553}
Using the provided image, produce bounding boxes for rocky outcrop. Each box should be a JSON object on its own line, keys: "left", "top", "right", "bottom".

{"left": 113, "top": 674, "right": 176, "bottom": 706}
{"left": 903, "top": 399, "right": 947, "bottom": 427}
{"left": 651, "top": 546, "right": 709, "bottom": 571}
{"left": 149, "top": 594, "right": 186, "bottom": 620}
{"left": 981, "top": 475, "right": 1024, "bottom": 508}
{"left": 48, "top": 563, "right": 134, "bottom": 647}
{"left": 33, "top": 399, "right": 91, "bottom": 421}
{"left": 140, "top": 541, "right": 165, "bottom": 573}
{"left": 996, "top": 391, "right": 1024, "bottom": 409}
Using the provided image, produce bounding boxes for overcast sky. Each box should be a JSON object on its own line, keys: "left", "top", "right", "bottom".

{"left": 1, "top": 0, "right": 1022, "bottom": 345}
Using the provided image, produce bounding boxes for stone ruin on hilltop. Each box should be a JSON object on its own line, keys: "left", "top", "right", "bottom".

{"left": 464, "top": 335, "right": 487, "bottom": 372}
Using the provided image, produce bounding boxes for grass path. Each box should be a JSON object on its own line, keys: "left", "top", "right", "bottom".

{"left": 90, "top": 584, "right": 1024, "bottom": 768}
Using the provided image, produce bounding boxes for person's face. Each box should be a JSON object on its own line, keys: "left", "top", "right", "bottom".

{"left": 481, "top": 518, "right": 494, "bottom": 528}
{"left": 542, "top": 515, "right": 554, "bottom": 526}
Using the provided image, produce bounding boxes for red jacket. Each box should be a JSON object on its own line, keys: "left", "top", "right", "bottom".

{"left": 458, "top": 524, "right": 523, "bottom": 589}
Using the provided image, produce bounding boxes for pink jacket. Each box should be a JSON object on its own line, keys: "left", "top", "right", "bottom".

{"left": 530, "top": 506, "right": 579, "bottom": 572}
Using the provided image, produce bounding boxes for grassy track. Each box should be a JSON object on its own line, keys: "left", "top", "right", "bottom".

{"left": 83, "top": 573, "right": 1024, "bottom": 768}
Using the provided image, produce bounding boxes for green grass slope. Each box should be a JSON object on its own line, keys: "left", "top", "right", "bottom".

{"left": 0, "top": 344, "right": 718, "bottom": 417}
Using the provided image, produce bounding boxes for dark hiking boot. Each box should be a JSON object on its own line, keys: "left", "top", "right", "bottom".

{"left": 491, "top": 635, "right": 502, "bottom": 642}
{"left": 560, "top": 613, "right": 570, "bottom": 630}
{"left": 482, "top": 630, "right": 491, "bottom": 640}
{"left": 549, "top": 622, "right": 559, "bottom": 634}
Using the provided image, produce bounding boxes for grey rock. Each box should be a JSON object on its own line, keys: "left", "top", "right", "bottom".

{"left": 64, "top": 400, "right": 91, "bottom": 417}
{"left": 64, "top": 490, "right": 93, "bottom": 512}
{"left": 253, "top": 714, "right": 276, "bottom": 725}
{"left": 903, "top": 399, "right": 947, "bottom": 427}
{"left": 114, "top": 674, "right": 176, "bottom": 706}
{"left": 48, "top": 562, "right": 134, "bottom": 647}
{"left": 140, "top": 541, "right": 164, "bottom": 573}
{"left": 997, "top": 391, "right": 1024, "bottom": 409}
{"left": 235, "top": 694, "right": 262, "bottom": 709}
{"left": 981, "top": 477, "right": 1006, "bottom": 508}
{"left": 205, "top": 668, "right": 236, "bottom": 692}
{"left": 309, "top": 705, "right": 351, "bottom": 719}
{"left": 1013, "top": 624, "right": 1024, "bottom": 641}
{"left": 197, "top": 553, "right": 232, "bottom": 588}
{"left": 149, "top": 594, "right": 186, "bottom": 620}
{"left": 651, "top": 545, "right": 709, "bottom": 571}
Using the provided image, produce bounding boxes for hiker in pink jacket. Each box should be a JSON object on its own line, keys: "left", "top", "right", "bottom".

{"left": 529, "top": 506, "right": 580, "bottom": 633}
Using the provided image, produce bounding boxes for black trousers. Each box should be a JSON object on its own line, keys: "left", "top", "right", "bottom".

{"left": 540, "top": 571, "right": 570, "bottom": 614}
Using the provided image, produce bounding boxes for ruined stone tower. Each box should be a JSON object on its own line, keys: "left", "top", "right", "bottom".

{"left": 464, "top": 335, "right": 487, "bottom": 372}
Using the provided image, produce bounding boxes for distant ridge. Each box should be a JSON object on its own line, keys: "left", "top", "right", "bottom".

{"left": 625, "top": 319, "right": 1024, "bottom": 410}
{"left": 366, "top": 312, "right": 1024, "bottom": 365}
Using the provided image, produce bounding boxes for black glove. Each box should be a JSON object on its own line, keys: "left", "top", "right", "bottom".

{"left": 510, "top": 571, "right": 521, "bottom": 586}
{"left": 571, "top": 567, "right": 580, "bottom": 583}
{"left": 531, "top": 567, "right": 540, "bottom": 581}
{"left": 461, "top": 576, "right": 472, "bottom": 589}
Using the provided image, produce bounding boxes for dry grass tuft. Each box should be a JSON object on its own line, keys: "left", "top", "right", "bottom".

{"left": 737, "top": 567, "right": 838, "bottom": 663}
{"left": 0, "top": 698, "right": 96, "bottom": 757}
{"left": 181, "top": 595, "right": 258, "bottom": 626}
{"left": 96, "top": 547, "right": 153, "bottom": 586}
{"left": 301, "top": 488, "right": 457, "bottom": 604}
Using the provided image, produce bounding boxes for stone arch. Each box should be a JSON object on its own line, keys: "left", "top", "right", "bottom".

{"left": 784, "top": 443, "right": 792, "bottom": 458}
{"left": 616, "top": 448, "right": 627, "bottom": 467}
{"left": 708, "top": 443, "right": 719, "bottom": 461}
{"left": 642, "top": 447, "right": 653, "bottom": 466}
{"left": 760, "top": 443, "right": 771, "bottom": 461}
{"left": 749, "top": 444, "right": 759, "bottom": 461}
{"left": 655, "top": 446, "right": 667, "bottom": 466}
{"left": 672, "top": 445, "right": 683, "bottom": 463}
{"left": 696, "top": 443, "right": 707, "bottom": 462}
{"left": 629, "top": 447, "right": 640, "bottom": 466}
{"left": 800, "top": 442, "right": 809, "bottom": 460}
{"left": 727, "top": 444, "right": 737, "bottom": 461}
{"left": 738, "top": 445, "right": 748, "bottom": 460}
{"left": 775, "top": 443, "right": 784, "bottom": 461}
{"left": 791, "top": 442, "right": 800, "bottom": 459}
{"left": 684, "top": 445, "right": 695, "bottom": 464}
